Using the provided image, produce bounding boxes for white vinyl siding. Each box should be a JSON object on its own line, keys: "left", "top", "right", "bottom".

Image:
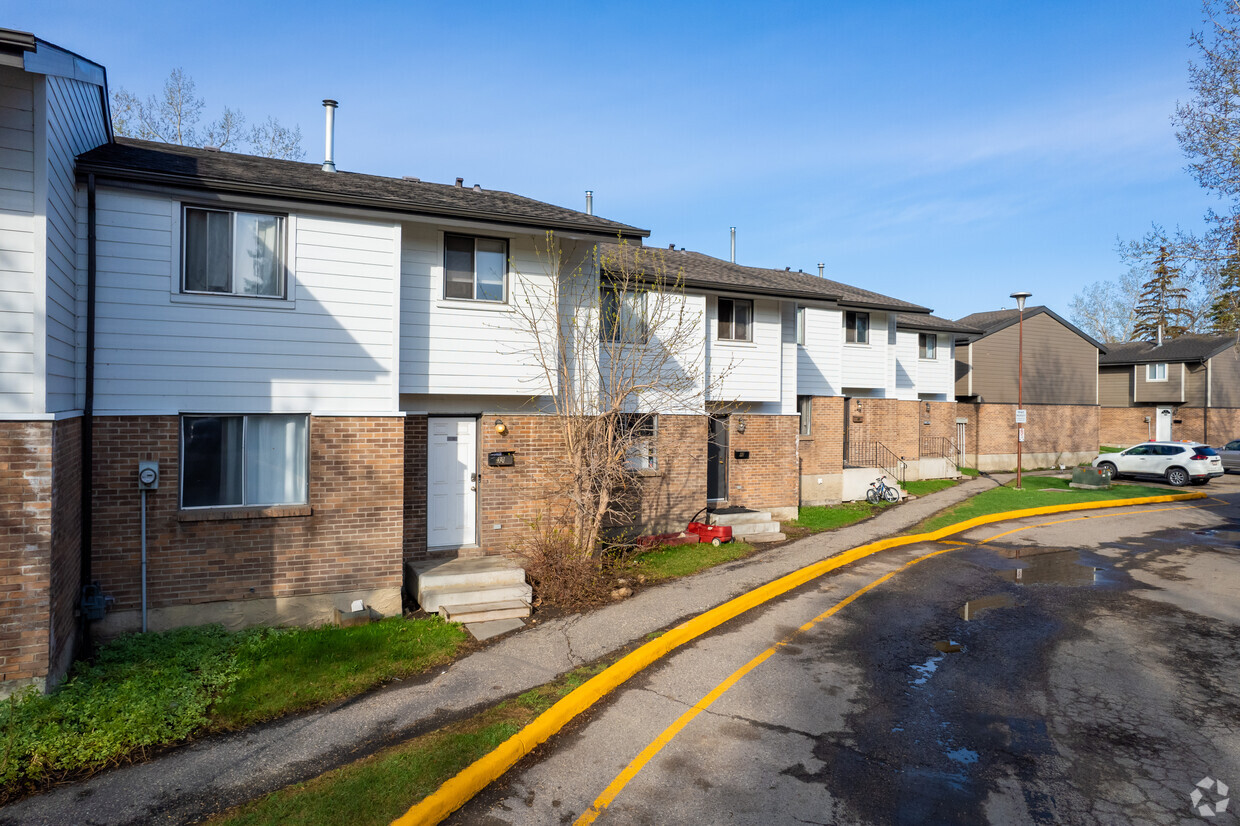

{"left": 45, "top": 74, "right": 107, "bottom": 412}
{"left": 707, "top": 294, "right": 781, "bottom": 402}
{"left": 841, "top": 310, "right": 889, "bottom": 390}
{"left": 399, "top": 223, "right": 557, "bottom": 396}
{"left": 895, "top": 330, "right": 953, "bottom": 399}
{"left": 796, "top": 305, "right": 843, "bottom": 397}
{"left": 0, "top": 67, "right": 36, "bottom": 413}
{"left": 88, "top": 189, "right": 398, "bottom": 413}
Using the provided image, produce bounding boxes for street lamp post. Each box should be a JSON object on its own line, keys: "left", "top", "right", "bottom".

{"left": 1010, "top": 291, "right": 1032, "bottom": 490}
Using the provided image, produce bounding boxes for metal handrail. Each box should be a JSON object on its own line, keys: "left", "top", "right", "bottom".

{"left": 845, "top": 439, "right": 907, "bottom": 485}
{"left": 920, "top": 436, "right": 961, "bottom": 471}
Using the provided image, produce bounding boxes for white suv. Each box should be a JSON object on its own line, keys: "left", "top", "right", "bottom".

{"left": 1092, "top": 441, "right": 1224, "bottom": 487}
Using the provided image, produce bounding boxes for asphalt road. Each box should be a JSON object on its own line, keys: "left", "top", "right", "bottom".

{"left": 458, "top": 479, "right": 1240, "bottom": 825}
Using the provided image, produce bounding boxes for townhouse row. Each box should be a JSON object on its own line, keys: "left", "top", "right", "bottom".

{"left": 4, "top": 29, "right": 1239, "bottom": 695}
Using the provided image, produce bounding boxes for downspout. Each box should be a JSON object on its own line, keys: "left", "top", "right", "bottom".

{"left": 80, "top": 174, "right": 96, "bottom": 600}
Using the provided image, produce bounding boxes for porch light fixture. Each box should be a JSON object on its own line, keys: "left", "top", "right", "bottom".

{"left": 736, "top": 417, "right": 747, "bottom": 434}
{"left": 1010, "top": 290, "right": 1032, "bottom": 490}
{"left": 494, "top": 418, "right": 507, "bottom": 435}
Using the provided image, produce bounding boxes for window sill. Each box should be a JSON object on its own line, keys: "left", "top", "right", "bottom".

{"left": 171, "top": 292, "right": 296, "bottom": 310}
{"left": 799, "top": 435, "right": 814, "bottom": 441}
{"left": 435, "top": 299, "right": 513, "bottom": 313}
{"left": 844, "top": 342, "right": 872, "bottom": 348}
{"left": 178, "top": 504, "right": 312, "bottom": 522}
{"left": 633, "top": 468, "right": 663, "bottom": 478}
{"left": 714, "top": 339, "right": 758, "bottom": 348}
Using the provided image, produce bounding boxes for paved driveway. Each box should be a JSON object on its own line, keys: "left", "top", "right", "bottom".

{"left": 459, "top": 480, "right": 1240, "bottom": 825}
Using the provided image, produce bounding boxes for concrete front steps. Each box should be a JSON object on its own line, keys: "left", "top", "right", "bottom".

{"left": 708, "top": 508, "right": 786, "bottom": 543}
{"left": 408, "top": 557, "right": 532, "bottom": 625}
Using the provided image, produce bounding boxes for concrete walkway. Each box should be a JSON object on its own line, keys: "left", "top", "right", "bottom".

{"left": 0, "top": 477, "right": 1006, "bottom": 826}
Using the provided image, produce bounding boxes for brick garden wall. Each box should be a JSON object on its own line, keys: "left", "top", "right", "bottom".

{"left": 727, "top": 414, "right": 798, "bottom": 511}
{"left": 90, "top": 416, "right": 404, "bottom": 614}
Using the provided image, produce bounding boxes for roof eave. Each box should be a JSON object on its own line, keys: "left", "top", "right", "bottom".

{"left": 76, "top": 161, "right": 650, "bottom": 239}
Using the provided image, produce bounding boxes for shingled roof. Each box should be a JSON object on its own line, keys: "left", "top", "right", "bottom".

{"left": 1098, "top": 334, "right": 1237, "bottom": 365}
{"left": 894, "top": 313, "right": 982, "bottom": 334}
{"left": 596, "top": 243, "right": 932, "bottom": 312}
{"left": 955, "top": 305, "right": 1108, "bottom": 352}
{"left": 77, "top": 138, "right": 648, "bottom": 238}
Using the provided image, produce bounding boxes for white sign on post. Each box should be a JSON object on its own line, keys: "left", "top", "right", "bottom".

{"left": 1018, "top": 427, "right": 1025, "bottom": 442}
{"left": 1015, "top": 409, "right": 1027, "bottom": 424}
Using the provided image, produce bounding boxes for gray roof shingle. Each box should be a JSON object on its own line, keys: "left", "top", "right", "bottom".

{"left": 597, "top": 243, "right": 931, "bottom": 312}
{"left": 894, "top": 313, "right": 982, "bottom": 334}
{"left": 77, "top": 138, "right": 648, "bottom": 238}
{"left": 1098, "top": 334, "right": 1237, "bottom": 365}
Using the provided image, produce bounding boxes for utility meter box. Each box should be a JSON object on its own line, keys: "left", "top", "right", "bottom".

{"left": 137, "top": 461, "right": 160, "bottom": 490}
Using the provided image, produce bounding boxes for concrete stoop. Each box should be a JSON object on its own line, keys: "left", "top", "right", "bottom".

{"left": 408, "top": 557, "right": 532, "bottom": 626}
{"left": 708, "top": 508, "right": 787, "bottom": 543}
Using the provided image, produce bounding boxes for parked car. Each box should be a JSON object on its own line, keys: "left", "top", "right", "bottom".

{"left": 1091, "top": 441, "right": 1224, "bottom": 486}
{"left": 1218, "top": 439, "right": 1240, "bottom": 472}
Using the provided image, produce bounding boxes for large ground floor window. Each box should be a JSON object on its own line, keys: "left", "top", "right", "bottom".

{"left": 181, "top": 414, "right": 309, "bottom": 508}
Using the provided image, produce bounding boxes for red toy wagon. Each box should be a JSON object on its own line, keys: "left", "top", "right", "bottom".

{"left": 685, "top": 508, "right": 733, "bottom": 546}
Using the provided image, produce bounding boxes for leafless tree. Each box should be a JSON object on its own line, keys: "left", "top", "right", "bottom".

{"left": 508, "top": 236, "right": 721, "bottom": 557}
{"left": 111, "top": 68, "right": 305, "bottom": 160}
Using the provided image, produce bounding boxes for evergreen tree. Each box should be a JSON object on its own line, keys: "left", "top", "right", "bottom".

{"left": 1133, "top": 246, "right": 1194, "bottom": 341}
{"left": 1209, "top": 223, "right": 1240, "bottom": 334}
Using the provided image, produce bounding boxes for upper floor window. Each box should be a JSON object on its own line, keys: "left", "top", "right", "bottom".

{"left": 845, "top": 311, "right": 869, "bottom": 344}
{"left": 919, "top": 333, "right": 937, "bottom": 359}
{"left": 183, "top": 206, "right": 285, "bottom": 298}
{"left": 445, "top": 233, "right": 507, "bottom": 302}
{"left": 1147, "top": 363, "right": 1168, "bottom": 381}
{"left": 795, "top": 305, "right": 806, "bottom": 346}
{"left": 601, "top": 288, "right": 648, "bottom": 344}
{"left": 718, "top": 298, "right": 752, "bottom": 341}
{"left": 181, "top": 414, "right": 308, "bottom": 509}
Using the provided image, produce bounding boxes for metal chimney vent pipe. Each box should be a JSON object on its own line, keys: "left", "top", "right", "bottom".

{"left": 818, "top": 262, "right": 824, "bottom": 278}
{"left": 321, "top": 100, "right": 338, "bottom": 173}
{"left": 585, "top": 190, "right": 593, "bottom": 215}
{"left": 730, "top": 227, "right": 736, "bottom": 263}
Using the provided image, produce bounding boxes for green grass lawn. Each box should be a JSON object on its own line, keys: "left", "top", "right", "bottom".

{"left": 625, "top": 540, "right": 757, "bottom": 581}
{"left": 1099, "top": 445, "right": 1124, "bottom": 453}
{"left": 957, "top": 467, "right": 981, "bottom": 477}
{"left": 915, "top": 476, "right": 1177, "bottom": 534}
{"left": 0, "top": 617, "right": 467, "bottom": 802}
{"left": 786, "top": 501, "right": 882, "bottom": 532}
{"left": 210, "top": 663, "right": 610, "bottom": 826}
{"left": 903, "top": 478, "right": 959, "bottom": 497}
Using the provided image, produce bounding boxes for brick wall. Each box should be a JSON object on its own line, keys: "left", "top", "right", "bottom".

{"left": 957, "top": 403, "right": 1099, "bottom": 470}
{"left": 403, "top": 415, "right": 428, "bottom": 563}
{"left": 0, "top": 421, "right": 53, "bottom": 686}
{"left": 799, "top": 396, "right": 845, "bottom": 477}
{"left": 728, "top": 414, "right": 798, "bottom": 510}
{"left": 476, "top": 414, "right": 568, "bottom": 556}
{"left": 637, "top": 415, "right": 707, "bottom": 533}
{"left": 1100, "top": 405, "right": 1240, "bottom": 446}
{"left": 49, "top": 418, "right": 82, "bottom": 682}
{"left": 841, "top": 398, "right": 958, "bottom": 461}
{"left": 91, "top": 416, "right": 403, "bottom": 613}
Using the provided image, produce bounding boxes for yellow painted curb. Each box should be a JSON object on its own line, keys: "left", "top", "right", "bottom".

{"left": 391, "top": 491, "right": 1207, "bottom": 826}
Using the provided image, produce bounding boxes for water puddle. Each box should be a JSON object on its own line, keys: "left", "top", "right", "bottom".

{"left": 1006, "top": 550, "right": 1100, "bottom": 586}
{"left": 910, "top": 654, "right": 944, "bottom": 686}
{"left": 958, "top": 594, "right": 1016, "bottom": 620}
{"left": 1193, "top": 529, "right": 1240, "bottom": 544}
{"left": 945, "top": 747, "right": 979, "bottom": 765}
{"left": 933, "top": 640, "right": 963, "bottom": 653}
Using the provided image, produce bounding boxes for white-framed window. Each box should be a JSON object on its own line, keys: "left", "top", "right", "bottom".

{"left": 1147, "top": 363, "right": 1168, "bottom": 381}
{"left": 795, "top": 305, "right": 806, "bottom": 346}
{"left": 444, "top": 233, "right": 507, "bottom": 302}
{"left": 718, "top": 297, "right": 753, "bottom": 341}
{"left": 601, "top": 287, "right": 648, "bottom": 344}
{"left": 919, "top": 333, "right": 937, "bottom": 359}
{"left": 798, "top": 396, "right": 812, "bottom": 436}
{"left": 182, "top": 206, "right": 286, "bottom": 298}
{"left": 181, "top": 414, "right": 309, "bottom": 508}
{"left": 622, "top": 413, "right": 657, "bottom": 470}
{"left": 845, "top": 311, "right": 869, "bottom": 344}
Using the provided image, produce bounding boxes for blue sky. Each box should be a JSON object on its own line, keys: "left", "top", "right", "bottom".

{"left": 11, "top": 1, "right": 1213, "bottom": 319}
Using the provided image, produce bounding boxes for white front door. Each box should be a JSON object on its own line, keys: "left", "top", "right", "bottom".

{"left": 1155, "top": 407, "right": 1173, "bottom": 441}
{"left": 428, "top": 417, "right": 477, "bottom": 549}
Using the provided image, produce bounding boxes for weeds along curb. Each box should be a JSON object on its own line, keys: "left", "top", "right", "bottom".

{"left": 392, "top": 491, "right": 1208, "bottom": 826}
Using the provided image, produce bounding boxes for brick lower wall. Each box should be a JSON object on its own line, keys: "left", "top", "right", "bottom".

{"left": 0, "top": 421, "right": 54, "bottom": 687}
{"left": 727, "top": 414, "right": 798, "bottom": 511}
{"left": 403, "top": 415, "right": 428, "bottom": 564}
{"left": 1100, "top": 406, "right": 1240, "bottom": 446}
{"left": 637, "top": 415, "right": 707, "bottom": 533}
{"left": 91, "top": 416, "right": 403, "bottom": 615}
{"left": 957, "top": 403, "right": 1099, "bottom": 471}
{"left": 799, "top": 396, "right": 845, "bottom": 477}
{"left": 49, "top": 418, "right": 82, "bottom": 684}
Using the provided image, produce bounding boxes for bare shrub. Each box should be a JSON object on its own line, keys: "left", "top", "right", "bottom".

{"left": 520, "top": 519, "right": 614, "bottom": 612}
